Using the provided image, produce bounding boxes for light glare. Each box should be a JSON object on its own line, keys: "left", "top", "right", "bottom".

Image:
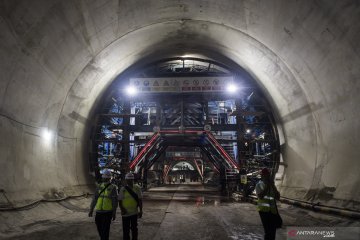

{"left": 226, "top": 83, "right": 238, "bottom": 93}
{"left": 42, "top": 129, "right": 52, "bottom": 141}
{"left": 125, "top": 85, "right": 137, "bottom": 96}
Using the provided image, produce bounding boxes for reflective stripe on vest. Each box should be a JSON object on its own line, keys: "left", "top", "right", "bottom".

{"left": 258, "top": 203, "right": 271, "bottom": 207}
{"left": 122, "top": 185, "right": 139, "bottom": 215}
{"left": 95, "top": 183, "right": 114, "bottom": 211}
{"left": 257, "top": 189, "right": 277, "bottom": 214}
{"left": 264, "top": 196, "right": 274, "bottom": 200}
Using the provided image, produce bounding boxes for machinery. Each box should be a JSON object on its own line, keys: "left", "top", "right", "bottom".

{"left": 90, "top": 58, "right": 280, "bottom": 194}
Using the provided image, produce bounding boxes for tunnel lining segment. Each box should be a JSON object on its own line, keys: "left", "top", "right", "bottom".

{"left": 59, "top": 18, "right": 314, "bottom": 191}
{"left": 2, "top": 1, "right": 357, "bottom": 211}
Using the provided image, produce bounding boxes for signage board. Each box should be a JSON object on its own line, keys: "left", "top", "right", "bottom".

{"left": 129, "top": 76, "right": 234, "bottom": 93}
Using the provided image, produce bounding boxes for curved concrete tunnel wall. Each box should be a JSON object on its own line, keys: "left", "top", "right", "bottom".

{"left": 0, "top": 0, "right": 359, "bottom": 210}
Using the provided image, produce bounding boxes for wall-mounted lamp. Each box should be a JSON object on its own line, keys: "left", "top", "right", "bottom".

{"left": 42, "top": 128, "right": 53, "bottom": 141}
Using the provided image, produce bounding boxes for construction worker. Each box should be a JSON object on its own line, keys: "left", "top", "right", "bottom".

{"left": 255, "top": 168, "right": 281, "bottom": 240}
{"left": 119, "top": 172, "right": 143, "bottom": 240}
{"left": 89, "top": 169, "right": 118, "bottom": 240}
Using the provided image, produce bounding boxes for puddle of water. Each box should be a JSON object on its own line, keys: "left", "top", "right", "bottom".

{"left": 194, "top": 196, "right": 235, "bottom": 207}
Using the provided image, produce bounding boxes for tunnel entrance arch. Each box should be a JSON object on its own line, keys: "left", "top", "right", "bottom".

{"left": 166, "top": 160, "right": 198, "bottom": 184}
{"left": 90, "top": 57, "right": 280, "bottom": 192}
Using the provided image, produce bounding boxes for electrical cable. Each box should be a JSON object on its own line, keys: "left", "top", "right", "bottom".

{"left": 279, "top": 196, "right": 360, "bottom": 219}
{"left": 0, "top": 193, "right": 92, "bottom": 212}
{"left": 233, "top": 192, "right": 360, "bottom": 219}
{"left": 0, "top": 112, "right": 41, "bottom": 129}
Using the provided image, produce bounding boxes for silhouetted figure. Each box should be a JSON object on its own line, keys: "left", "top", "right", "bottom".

{"left": 255, "top": 168, "right": 281, "bottom": 240}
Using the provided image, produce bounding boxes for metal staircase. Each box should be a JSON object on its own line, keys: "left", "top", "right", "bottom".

{"left": 222, "top": 143, "right": 236, "bottom": 161}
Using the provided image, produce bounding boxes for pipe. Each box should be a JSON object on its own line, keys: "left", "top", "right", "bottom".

{"left": 232, "top": 192, "right": 360, "bottom": 219}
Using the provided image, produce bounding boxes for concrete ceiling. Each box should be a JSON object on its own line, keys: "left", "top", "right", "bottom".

{"left": 0, "top": 0, "right": 359, "bottom": 210}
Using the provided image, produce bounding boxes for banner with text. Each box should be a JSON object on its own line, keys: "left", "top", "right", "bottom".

{"left": 129, "top": 76, "right": 234, "bottom": 93}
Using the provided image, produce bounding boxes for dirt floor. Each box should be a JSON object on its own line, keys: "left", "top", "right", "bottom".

{"left": 1, "top": 184, "right": 359, "bottom": 240}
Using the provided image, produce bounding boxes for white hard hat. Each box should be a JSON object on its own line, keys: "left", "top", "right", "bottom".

{"left": 102, "top": 169, "right": 112, "bottom": 179}
{"left": 125, "top": 172, "right": 134, "bottom": 180}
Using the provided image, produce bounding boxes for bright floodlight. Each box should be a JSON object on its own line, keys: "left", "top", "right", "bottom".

{"left": 226, "top": 83, "right": 238, "bottom": 93}
{"left": 246, "top": 129, "right": 251, "bottom": 134}
{"left": 125, "top": 85, "right": 137, "bottom": 96}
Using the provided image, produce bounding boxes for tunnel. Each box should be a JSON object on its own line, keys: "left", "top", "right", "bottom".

{"left": 0, "top": 0, "right": 359, "bottom": 239}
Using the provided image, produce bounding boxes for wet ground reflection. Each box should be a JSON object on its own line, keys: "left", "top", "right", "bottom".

{"left": 145, "top": 184, "right": 234, "bottom": 206}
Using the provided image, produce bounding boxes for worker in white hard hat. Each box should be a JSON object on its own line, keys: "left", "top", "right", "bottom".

{"left": 89, "top": 169, "right": 118, "bottom": 240}
{"left": 118, "top": 172, "right": 143, "bottom": 240}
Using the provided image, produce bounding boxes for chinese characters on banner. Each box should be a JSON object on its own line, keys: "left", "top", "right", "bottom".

{"left": 129, "top": 76, "right": 234, "bottom": 93}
